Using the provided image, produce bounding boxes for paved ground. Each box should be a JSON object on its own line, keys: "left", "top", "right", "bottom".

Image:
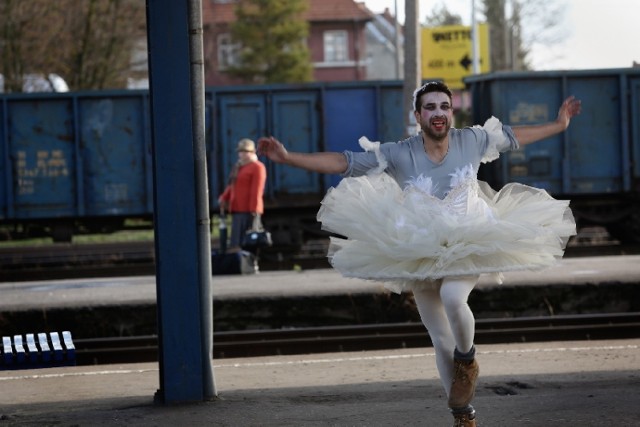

{"left": 2, "top": 256, "right": 640, "bottom": 426}
{"left": 1, "top": 339, "right": 639, "bottom": 426}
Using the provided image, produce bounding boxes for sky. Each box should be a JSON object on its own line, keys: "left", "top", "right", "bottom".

{"left": 361, "top": 0, "right": 639, "bottom": 71}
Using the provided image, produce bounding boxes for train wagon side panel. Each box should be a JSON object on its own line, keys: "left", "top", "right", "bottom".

{"left": 489, "top": 77, "right": 566, "bottom": 194}
{"left": 215, "top": 92, "right": 267, "bottom": 202}
{"left": 323, "top": 86, "right": 379, "bottom": 189}
{"left": 631, "top": 77, "right": 640, "bottom": 184}
{"left": 565, "top": 75, "right": 624, "bottom": 194}
{"left": 0, "top": 100, "right": 6, "bottom": 219}
{"left": 7, "top": 97, "right": 77, "bottom": 218}
{"left": 79, "top": 95, "right": 150, "bottom": 216}
{"left": 270, "top": 90, "right": 321, "bottom": 196}
{"left": 468, "top": 69, "right": 640, "bottom": 197}
{"left": 378, "top": 85, "right": 404, "bottom": 143}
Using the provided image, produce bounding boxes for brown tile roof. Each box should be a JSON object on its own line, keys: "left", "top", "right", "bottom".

{"left": 203, "top": 0, "right": 372, "bottom": 25}
{"left": 306, "top": 0, "right": 372, "bottom": 21}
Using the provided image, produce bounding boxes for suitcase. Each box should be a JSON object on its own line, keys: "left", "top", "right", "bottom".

{"left": 212, "top": 210, "right": 257, "bottom": 275}
{"left": 211, "top": 250, "right": 257, "bottom": 275}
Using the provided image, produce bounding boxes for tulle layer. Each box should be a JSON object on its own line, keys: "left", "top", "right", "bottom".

{"left": 317, "top": 172, "right": 576, "bottom": 293}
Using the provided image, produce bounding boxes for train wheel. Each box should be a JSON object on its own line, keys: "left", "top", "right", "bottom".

{"left": 51, "top": 222, "right": 74, "bottom": 243}
{"left": 606, "top": 208, "right": 640, "bottom": 244}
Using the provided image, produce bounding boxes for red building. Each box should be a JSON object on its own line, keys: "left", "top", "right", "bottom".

{"left": 202, "top": 0, "right": 373, "bottom": 86}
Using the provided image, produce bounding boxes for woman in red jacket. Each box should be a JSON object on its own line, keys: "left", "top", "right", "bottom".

{"left": 218, "top": 138, "right": 267, "bottom": 252}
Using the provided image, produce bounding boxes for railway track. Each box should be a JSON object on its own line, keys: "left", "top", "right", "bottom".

{"left": 0, "top": 240, "right": 333, "bottom": 282}
{"left": 72, "top": 312, "right": 640, "bottom": 366}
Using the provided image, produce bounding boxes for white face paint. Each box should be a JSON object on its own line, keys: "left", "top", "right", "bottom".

{"left": 415, "top": 92, "right": 453, "bottom": 141}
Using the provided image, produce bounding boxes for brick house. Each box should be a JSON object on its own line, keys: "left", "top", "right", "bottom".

{"left": 202, "top": 0, "right": 373, "bottom": 86}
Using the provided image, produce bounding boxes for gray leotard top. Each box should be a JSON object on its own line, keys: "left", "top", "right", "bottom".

{"left": 341, "top": 125, "right": 519, "bottom": 199}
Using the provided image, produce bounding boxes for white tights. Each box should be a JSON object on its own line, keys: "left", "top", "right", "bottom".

{"left": 412, "top": 275, "right": 479, "bottom": 396}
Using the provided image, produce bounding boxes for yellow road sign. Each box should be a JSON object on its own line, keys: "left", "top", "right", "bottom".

{"left": 421, "top": 24, "right": 490, "bottom": 90}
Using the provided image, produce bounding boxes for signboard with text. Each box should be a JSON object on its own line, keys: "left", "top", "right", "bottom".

{"left": 421, "top": 24, "right": 490, "bottom": 90}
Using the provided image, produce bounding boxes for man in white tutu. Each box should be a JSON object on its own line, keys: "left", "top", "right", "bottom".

{"left": 258, "top": 81, "right": 581, "bottom": 427}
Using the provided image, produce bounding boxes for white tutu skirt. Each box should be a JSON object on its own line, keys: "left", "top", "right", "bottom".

{"left": 317, "top": 170, "right": 576, "bottom": 293}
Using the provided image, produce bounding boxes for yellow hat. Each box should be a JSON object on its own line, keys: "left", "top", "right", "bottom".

{"left": 236, "top": 138, "right": 256, "bottom": 152}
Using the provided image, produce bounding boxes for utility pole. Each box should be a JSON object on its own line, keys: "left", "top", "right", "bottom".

{"left": 403, "top": 0, "right": 420, "bottom": 137}
{"left": 394, "top": 0, "right": 402, "bottom": 79}
{"left": 472, "top": 0, "right": 480, "bottom": 74}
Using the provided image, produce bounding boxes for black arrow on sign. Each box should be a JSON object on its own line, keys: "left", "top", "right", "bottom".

{"left": 460, "top": 54, "right": 472, "bottom": 71}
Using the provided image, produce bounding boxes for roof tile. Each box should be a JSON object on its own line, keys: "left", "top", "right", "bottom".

{"left": 203, "top": 0, "right": 372, "bottom": 25}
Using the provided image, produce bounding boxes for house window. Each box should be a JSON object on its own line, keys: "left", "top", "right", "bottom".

{"left": 217, "top": 33, "right": 240, "bottom": 70}
{"left": 323, "top": 30, "right": 348, "bottom": 62}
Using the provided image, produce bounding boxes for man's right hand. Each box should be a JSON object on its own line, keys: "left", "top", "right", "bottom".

{"left": 258, "top": 136, "right": 288, "bottom": 164}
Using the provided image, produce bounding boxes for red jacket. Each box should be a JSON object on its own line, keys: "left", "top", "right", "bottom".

{"left": 219, "top": 160, "right": 266, "bottom": 214}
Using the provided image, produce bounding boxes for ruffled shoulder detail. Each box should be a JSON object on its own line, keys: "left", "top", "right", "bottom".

{"left": 474, "top": 116, "right": 505, "bottom": 164}
{"left": 359, "top": 136, "right": 388, "bottom": 175}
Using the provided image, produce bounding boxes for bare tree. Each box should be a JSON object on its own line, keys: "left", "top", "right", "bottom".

{"left": 424, "top": 3, "right": 463, "bottom": 27}
{"left": 62, "top": 0, "right": 146, "bottom": 90}
{"left": 511, "top": 0, "right": 567, "bottom": 69}
{"left": 0, "top": 0, "right": 146, "bottom": 92}
{"left": 483, "top": 0, "right": 567, "bottom": 71}
{"left": 0, "top": 1, "right": 67, "bottom": 92}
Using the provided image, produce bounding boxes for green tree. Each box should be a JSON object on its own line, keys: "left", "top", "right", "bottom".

{"left": 228, "top": 0, "right": 312, "bottom": 84}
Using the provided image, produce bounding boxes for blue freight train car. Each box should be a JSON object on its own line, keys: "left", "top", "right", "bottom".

{"left": 210, "top": 81, "right": 405, "bottom": 251}
{"left": 0, "top": 90, "right": 154, "bottom": 241}
{"left": 0, "top": 81, "right": 404, "bottom": 247}
{"left": 467, "top": 68, "right": 640, "bottom": 243}
{"left": 2, "top": 69, "right": 639, "bottom": 247}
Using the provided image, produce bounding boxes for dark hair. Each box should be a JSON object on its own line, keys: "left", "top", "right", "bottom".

{"left": 413, "top": 81, "right": 453, "bottom": 112}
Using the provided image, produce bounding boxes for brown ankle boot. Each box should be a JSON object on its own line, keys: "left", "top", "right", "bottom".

{"left": 453, "top": 410, "right": 477, "bottom": 427}
{"left": 448, "top": 358, "right": 479, "bottom": 408}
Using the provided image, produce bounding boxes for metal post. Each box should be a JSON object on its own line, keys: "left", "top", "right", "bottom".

{"left": 187, "top": 0, "right": 217, "bottom": 400}
{"left": 146, "top": 0, "right": 214, "bottom": 403}
{"left": 472, "top": 0, "right": 480, "bottom": 74}
{"left": 394, "top": 0, "right": 402, "bottom": 80}
{"left": 403, "top": 0, "right": 420, "bottom": 137}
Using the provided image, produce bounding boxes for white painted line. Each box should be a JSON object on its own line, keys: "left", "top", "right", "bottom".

{"left": 1, "top": 344, "right": 636, "bottom": 381}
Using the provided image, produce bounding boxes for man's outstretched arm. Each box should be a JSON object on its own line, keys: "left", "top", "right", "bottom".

{"left": 512, "top": 96, "right": 582, "bottom": 145}
{"left": 257, "top": 136, "right": 348, "bottom": 175}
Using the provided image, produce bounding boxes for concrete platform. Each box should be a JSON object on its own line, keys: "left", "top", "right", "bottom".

{"left": 1, "top": 339, "right": 638, "bottom": 426}
{"left": 1, "top": 257, "right": 640, "bottom": 425}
